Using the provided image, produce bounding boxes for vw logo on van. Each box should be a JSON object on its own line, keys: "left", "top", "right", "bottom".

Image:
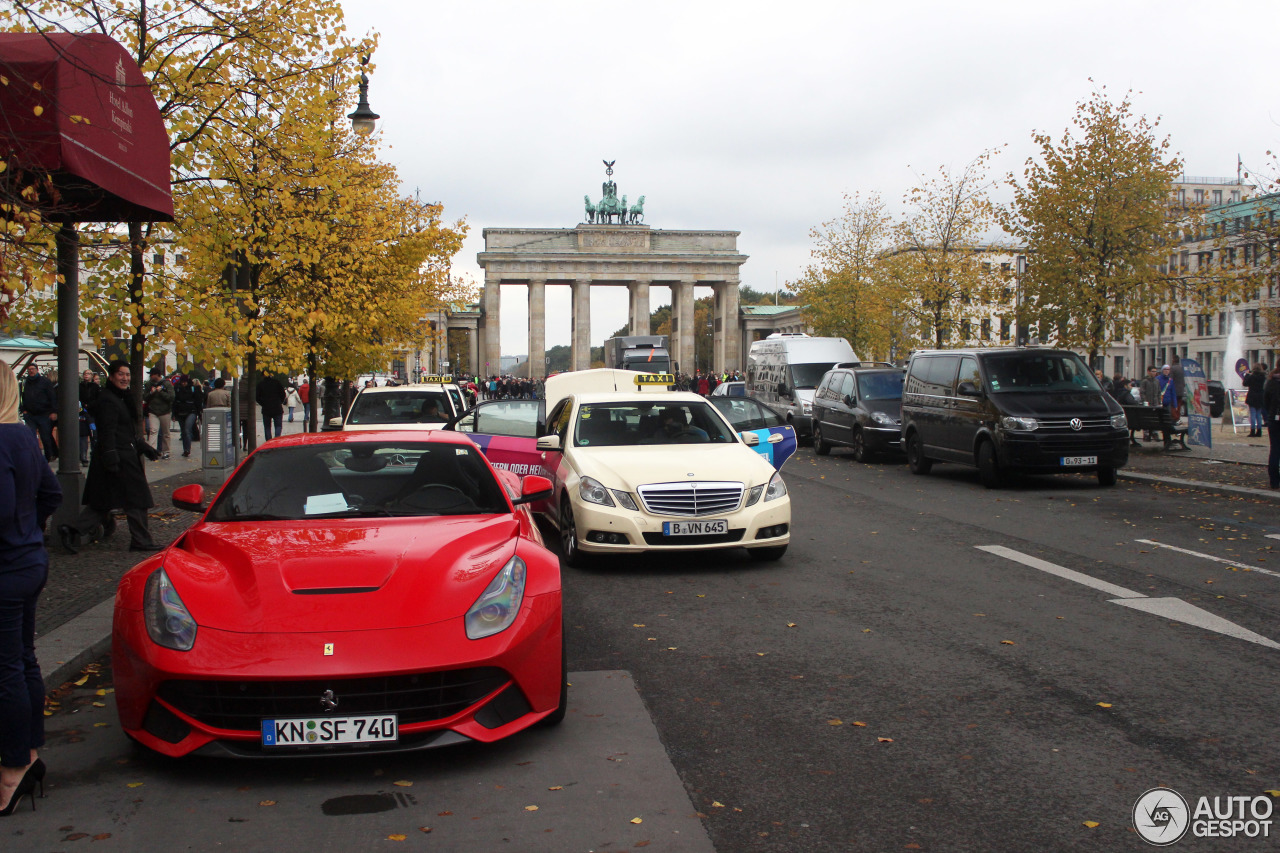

{"left": 1070, "top": 418, "right": 1083, "bottom": 431}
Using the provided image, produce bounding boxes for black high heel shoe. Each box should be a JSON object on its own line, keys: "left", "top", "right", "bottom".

{"left": 0, "top": 764, "right": 39, "bottom": 816}
{"left": 29, "top": 759, "right": 46, "bottom": 797}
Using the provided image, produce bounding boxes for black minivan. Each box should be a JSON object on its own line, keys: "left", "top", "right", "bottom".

{"left": 900, "top": 347, "right": 1130, "bottom": 488}
{"left": 811, "top": 367, "right": 905, "bottom": 462}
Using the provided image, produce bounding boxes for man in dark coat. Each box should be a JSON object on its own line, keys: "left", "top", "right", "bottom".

{"left": 59, "top": 361, "right": 159, "bottom": 553}
{"left": 19, "top": 363, "right": 58, "bottom": 461}
{"left": 255, "top": 373, "right": 286, "bottom": 441}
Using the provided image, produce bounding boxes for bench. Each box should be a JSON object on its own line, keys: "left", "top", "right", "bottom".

{"left": 1122, "top": 405, "right": 1189, "bottom": 450}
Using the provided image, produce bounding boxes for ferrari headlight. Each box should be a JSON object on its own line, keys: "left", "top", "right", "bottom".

{"left": 579, "top": 476, "right": 615, "bottom": 507}
{"left": 465, "top": 554, "right": 526, "bottom": 640}
{"left": 143, "top": 568, "right": 198, "bottom": 651}
{"left": 764, "top": 471, "right": 787, "bottom": 502}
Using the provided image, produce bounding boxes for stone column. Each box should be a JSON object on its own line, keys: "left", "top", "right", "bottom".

{"left": 528, "top": 279, "right": 546, "bottom": 379}
{"left": 482, "top": 279, "right": 501, "bottom": 374}
{"left": 715, "top": 279, "right": 741, "bottom": 373}
{"left": 572, "top": 279, "right": 592, "bottom": 371}
{"left": 672, "top": 280, "right": 696, "bottom": 375}
{"left": 629, "top": 279, "right": 651, "bottom": 336}
{"left": 467, "top": 324, "right": 479, "bottom": 378}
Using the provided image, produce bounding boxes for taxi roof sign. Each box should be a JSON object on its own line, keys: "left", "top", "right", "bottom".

{"left": 422, "top": 375, "right": 453, "bottom": 384}
{"left": 634, "top": 373, "right": 676, "bottom": 387}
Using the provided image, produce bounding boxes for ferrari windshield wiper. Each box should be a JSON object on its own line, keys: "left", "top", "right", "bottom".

{"left": 220, "top": 513, "right": 292, "bottom": 521}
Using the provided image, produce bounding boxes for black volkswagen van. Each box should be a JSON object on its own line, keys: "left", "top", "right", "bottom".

{"left": 899, "top": 347, "right": 1130, "bottom": 488}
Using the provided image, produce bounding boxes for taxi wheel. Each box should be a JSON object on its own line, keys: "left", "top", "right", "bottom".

{"left": 748, "top": 544, "right": 788, "bottom": 562}
{"left": 1097, "top": 465, "right": 1117, "bottom": 487}
{"left": 813, "top": 423, "right": 831, "bottom": 456}
{"left": 906, "top": 432, "right": 932, "bottom": 475}
{"left": 851, "top": 428, "right": 869, "bottom": 463}
{"left": 559, "top": 498, "right": 589, "bottom": 568}
{"left": 977, "top": 441, "right": 1003, "bottom": 489}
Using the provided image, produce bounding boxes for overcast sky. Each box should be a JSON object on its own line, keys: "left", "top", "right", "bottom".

{"left": 340, "top": 0, "right": 1279, "bottom": 359}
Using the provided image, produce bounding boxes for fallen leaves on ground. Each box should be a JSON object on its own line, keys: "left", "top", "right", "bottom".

{"left": 393, "top": 780, "right": 412, "bottom": 787}
{"left": 1082, "top": 821, "right": 1099, "bottom": 828}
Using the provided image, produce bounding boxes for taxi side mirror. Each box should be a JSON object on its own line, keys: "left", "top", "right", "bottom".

{"left": 535, "top": 434, "right": 561, "bottom": 451}
{"left": 740, "top": 431, "right": 760, "bottom": 446}
{"left": 172, "top": 483, "right": 207, "bottom": 513}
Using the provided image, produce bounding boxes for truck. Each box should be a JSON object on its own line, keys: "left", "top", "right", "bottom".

{"left": 603, "top": 335, "right": 672, "bottom": 374}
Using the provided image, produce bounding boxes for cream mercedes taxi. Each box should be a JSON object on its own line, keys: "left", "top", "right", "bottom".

{"left": 451, "top": 369, "right": 792, "bottom": 566}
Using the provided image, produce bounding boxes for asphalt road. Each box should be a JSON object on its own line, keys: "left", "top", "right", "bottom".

{"left": 561, "top": 447, "right": 1280, "bottom": 851}
{"left": 12, "top": 445, "right": 1280, "bottom": 851}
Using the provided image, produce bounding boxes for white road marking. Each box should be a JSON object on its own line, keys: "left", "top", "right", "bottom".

{"left": 1109, "top": 597, "right": 1280, "bottom": 650}
{"left": 1135, "top": 538, "right": 1280, "bottom": 580}
{"left": 978, "top": 545, "right": 1280, "bottom": 651}
{"left": 975, "top": 545, "right": 1146, "bottom": 598}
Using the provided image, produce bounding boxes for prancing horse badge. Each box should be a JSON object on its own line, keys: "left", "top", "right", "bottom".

{"left": 323, "top": 643, "right": 334, "bottom": 656}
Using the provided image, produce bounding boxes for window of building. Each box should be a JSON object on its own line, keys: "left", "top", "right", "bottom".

{"left": 1114, "top": 356, "right": 1125, "bottom": 378}
{"left": 1213, "top": 190, "right": 1222, "bottom": 205}
{"left": 151, "top": 252, "right": 164, "bottom": 265}
{"left": 1180, "top": 310, "right": 1187, "bottom": 334}
{"left": 1000, "top": 318, "right": 1011, "bottom": 340}
{"left": 1195, "top": 189, "right": 1205, "bottom": 204}
{"left": 960, "top": 319, "right": 971, "bottom": 340}
{"left": 1231, "top": 190, "right": 1241, "bottom": 203}
{"left": 175, "top": 253, "right": 186, "bottom": 267}
{"left": 1218, "top": 312, "right": 1227, "bottom": 335}
{"left": 980, "top": 318, "right": 991, "bottom": 341}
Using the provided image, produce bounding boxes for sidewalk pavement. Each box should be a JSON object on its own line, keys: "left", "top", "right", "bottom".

{"left": 34, "top": 416, "right": 1280, "bottom": 691}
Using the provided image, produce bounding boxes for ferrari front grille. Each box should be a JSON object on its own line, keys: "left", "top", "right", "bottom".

{"left": 636, "top": 481, "right": 743, "bottom": 517}
{"left": 158, "top": 668, "right": 508, "bottom": 731}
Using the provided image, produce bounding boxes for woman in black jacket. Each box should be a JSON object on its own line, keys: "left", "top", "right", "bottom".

{"left": 1263, "top": 367, "right": 1280, "bottom": 489}
{"left": 1243, "top": 363, "right": 1268, "bottom": 437}
{"left": 59, "top": 361, "right": 159, "bottom": 552}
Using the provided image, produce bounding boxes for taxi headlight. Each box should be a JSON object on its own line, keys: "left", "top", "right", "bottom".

{"left": 143, "top": 568, "right": 198, "bottom": 651}
{"left": 1111, "top": 413, "right": 1128, "bottom": 430}
{"left": 764, "top": 471, "right": 787, "bottom": 502}
{"left": 1000, "top": 416, "right": 1039, "bottom": 431}
{"left": 745, "top": 484, "right": 765, "bottom": 506}
{"left": 579, "top": 476, "right": 615, "bottom": 507}
{"left": 611, "top": 489, "right": 638, "bottom": 511}
{"left": 465, "top": 555, "right": 526, "bottom": 640}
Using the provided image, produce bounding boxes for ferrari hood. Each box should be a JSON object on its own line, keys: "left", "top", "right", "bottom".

{"left": 163, "top": 516, "right": 519, "bottom": 633}
{"left": 574, "top": 443, "right": 775, "bottom": 491}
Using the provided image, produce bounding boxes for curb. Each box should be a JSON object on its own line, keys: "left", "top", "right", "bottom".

{"left": 39, "top": 597, "right": 115, "bottom": 689}
{"left": 1118, "top": 470, "right": 1280, "bottom": 501}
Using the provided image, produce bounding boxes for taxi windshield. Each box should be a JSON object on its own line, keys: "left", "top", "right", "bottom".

{"left": 573, "top": 401, "right": 737, "bottom": 447}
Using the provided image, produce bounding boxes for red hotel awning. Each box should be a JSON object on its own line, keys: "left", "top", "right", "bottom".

{"left": 0, "top": 32, "right": 172, "bottom": 222}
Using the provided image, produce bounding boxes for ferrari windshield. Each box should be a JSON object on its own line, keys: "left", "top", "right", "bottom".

{"left": 207, "top": 442, "right": 509, "bottom": 521}
{"left": 573, "top": 401, "right": 737, "bottom": 447}
{"left": 983, "top": 353, "right": 1102, "bottom": 394}
{"left": 346, "top": 390, "right": 454, "bottom": 425}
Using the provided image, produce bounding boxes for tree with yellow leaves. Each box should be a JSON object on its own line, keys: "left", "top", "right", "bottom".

{"left": 1, "top": 0, "right": 374, "bottom": 410}
{"left": 1004, "top": 88, "right": 1187, "bottom": 363}
{"left": 791, "top": 192, "right": 899, "bottom": 360}
{"left": 889, "top": 150, "right": 1009, "bottom": 350}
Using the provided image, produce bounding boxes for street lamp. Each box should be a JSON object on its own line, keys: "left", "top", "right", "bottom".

{"left": 348, "top": 55, "right": 379, "bottom": 136}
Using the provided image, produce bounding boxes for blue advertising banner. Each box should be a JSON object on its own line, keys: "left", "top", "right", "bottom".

{"left": 1181, "top": 358, "right": 1211, "bottom": 448}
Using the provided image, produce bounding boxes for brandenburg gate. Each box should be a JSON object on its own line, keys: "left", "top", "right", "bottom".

{"left": 474, "top": 163, "right": 748, "bottom": 377}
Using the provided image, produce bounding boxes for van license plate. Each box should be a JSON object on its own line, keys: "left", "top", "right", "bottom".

{"left": 1061, "top": 456, "right": 1097, "bottom": 466}
{"left": 663, "top": 519, "right": 728, "bottom": 536}
{"left": 262, "top": 714, "right": 398, "bottom": 747}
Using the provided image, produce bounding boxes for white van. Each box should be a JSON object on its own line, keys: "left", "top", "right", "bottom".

{"left": 747, "top": 333, "right": 858, "bottom": 440}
